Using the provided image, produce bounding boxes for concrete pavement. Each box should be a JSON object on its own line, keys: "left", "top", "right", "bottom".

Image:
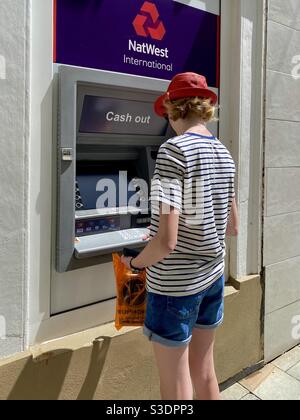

{"left": 221, "top": 345, "right": 300, "bottom": 400}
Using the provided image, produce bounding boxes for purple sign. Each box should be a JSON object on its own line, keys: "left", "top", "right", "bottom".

{"left": 54, "top": 0, "right": 220, "bottom": 87}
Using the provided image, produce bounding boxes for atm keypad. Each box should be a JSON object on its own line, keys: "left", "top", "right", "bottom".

{"left": 118, "top": 230, "right": 144, "bottom": 241}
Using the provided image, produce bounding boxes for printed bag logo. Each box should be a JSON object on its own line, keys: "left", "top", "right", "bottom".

{"left": 133, "top": 1, "right": 166, "bottom": 41}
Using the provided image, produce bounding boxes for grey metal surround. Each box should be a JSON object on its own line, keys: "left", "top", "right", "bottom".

{"left": 57, "top": 66, "right": 171, "bottom": 272}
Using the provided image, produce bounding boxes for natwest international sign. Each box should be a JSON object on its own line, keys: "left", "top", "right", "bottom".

{"left": 128, "top": 40, "right": 169, "bottom": 58}
{"left": 54, "top": 0, "right": 220, "bottom": 86}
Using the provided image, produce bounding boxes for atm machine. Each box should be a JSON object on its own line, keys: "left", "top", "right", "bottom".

{"left": 57, "top": 66, "right": 173, "bottom": 273}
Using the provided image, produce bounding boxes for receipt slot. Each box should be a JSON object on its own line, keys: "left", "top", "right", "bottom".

{"left": 57, "top": 66, "right": 172, "bottom": 272}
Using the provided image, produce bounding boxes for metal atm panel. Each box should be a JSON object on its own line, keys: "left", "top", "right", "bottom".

{"left": 57, "top": 66, "right": 172, "bottom": 272}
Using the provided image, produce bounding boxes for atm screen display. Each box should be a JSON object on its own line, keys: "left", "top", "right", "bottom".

{"left": 76, "top": 173, "right": 143, "bottom": 211}
{"left": 79, "top": 96, "right": 168, "bottom": 136}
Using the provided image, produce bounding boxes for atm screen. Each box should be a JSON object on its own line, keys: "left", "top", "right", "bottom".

{"left": 79, "top": 96, "right": 168, "bottom": 136}
{"left": 77, "top": 174, "right": 144, "bottom": 210}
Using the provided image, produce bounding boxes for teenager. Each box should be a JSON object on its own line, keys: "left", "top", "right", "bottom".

{"left": 122, "top": 72, "right": 238, "bottom": 400}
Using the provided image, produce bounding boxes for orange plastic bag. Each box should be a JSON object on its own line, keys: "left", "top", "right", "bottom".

{"left": 112, "top": 253, "right": 147, "bottom": 330}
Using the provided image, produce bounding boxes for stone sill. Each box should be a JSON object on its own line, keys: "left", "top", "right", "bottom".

{"left": 0, "top": 275, "right": 261, "bottom": 368}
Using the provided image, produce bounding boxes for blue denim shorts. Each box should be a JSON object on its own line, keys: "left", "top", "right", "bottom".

{"left": 143, "top": 274, "right": 225, "bottom": 348}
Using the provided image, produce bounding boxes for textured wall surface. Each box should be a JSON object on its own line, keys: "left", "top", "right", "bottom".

{"left": 0, "top": 277, "right": 262, "bottom": 400}
{"left": 264, "top": 0, "right": 300, "bottom": 361}
{"left": 0, "top": 0, "right": 30, "bottom": 358}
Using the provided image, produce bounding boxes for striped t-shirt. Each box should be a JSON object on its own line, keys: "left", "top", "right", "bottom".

{"left": 147, "top": 132, "right": 236, "bottom": 297}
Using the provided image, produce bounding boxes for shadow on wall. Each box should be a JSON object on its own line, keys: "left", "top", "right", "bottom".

{"left": 77, "top": 336, "right": 111, "bottom": 400}
{"left": 7, "top": 337, "right": 111, "bottom": 400}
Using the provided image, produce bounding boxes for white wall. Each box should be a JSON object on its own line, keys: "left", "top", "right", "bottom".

{"left": 28, "top": 0, "right": 55, "bottom": 344}
{"left": 219, "top": 0, "right": 265, "bottom": 280}
{"left": 174, "top": 0, "right": 220, "bottom": 14}
{"left": 0, "top": 0, "right": 30, "bottom": 358}
{"left": 264, "top": 0, "right": 300, "bottom": 361}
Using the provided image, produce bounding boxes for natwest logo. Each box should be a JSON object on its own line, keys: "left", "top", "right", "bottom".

{"left": 133, "top": 1, "right": 166, "bottom": 41}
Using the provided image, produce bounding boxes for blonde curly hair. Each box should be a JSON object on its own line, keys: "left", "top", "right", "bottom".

{"left": 164, "top": 97, "right": 216, "bottom": 123}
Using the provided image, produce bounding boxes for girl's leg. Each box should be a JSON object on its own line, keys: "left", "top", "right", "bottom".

{"left": 152, "top": 342, "right": 194, "bottom": 400}
{"left": 189, "top": 328, "right": 220, "bottom": 400}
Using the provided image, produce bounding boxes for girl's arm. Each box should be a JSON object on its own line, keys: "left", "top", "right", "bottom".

{"left": 226, "top": 197, "right": 239, "bottom": 237}
{"left": 121, "top": 204, "right": 179, "bottom": 270}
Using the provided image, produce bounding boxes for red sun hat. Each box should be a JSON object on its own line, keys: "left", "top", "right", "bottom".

{"left": 154, "top": 72, "right": 218, "bottom": 117}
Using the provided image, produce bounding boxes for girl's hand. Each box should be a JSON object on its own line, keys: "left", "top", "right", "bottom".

{"left": 121, "top": 255, "right": 133, "bottom": 269}
{"left": 142, "top": 226, "right": 152, "bottom": 241}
